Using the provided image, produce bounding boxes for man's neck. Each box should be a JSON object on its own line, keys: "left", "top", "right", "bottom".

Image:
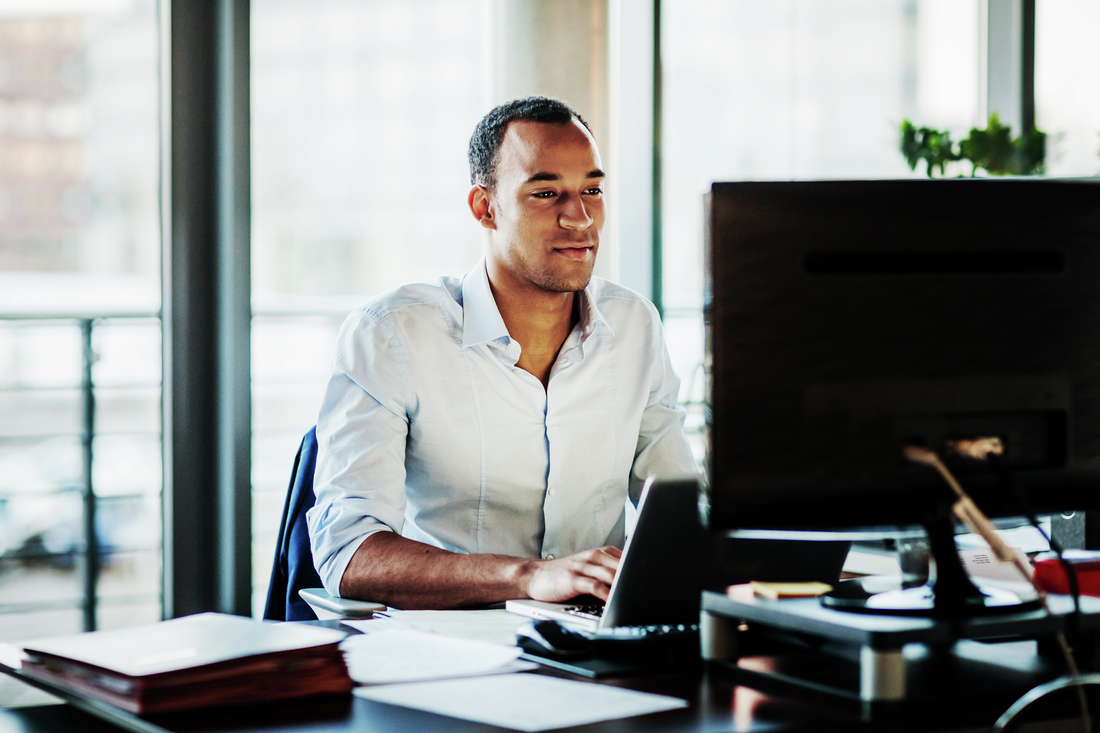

{"left": 486, "top": 269, "right": 579, "bottom": 388}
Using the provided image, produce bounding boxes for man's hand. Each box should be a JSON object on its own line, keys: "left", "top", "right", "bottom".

{"left": 524, "top": 546, "right": 622, "bottom": 602}
{"left": 340, "top": 533, "right": 623, "bottom": 609}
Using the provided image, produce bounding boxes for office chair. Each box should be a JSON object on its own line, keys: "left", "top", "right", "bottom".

{"left": 263, "top": 426, "right": 384, "bottom": 621}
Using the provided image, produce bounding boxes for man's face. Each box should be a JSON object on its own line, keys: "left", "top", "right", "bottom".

{"left": 479, "top": 119, "right": 605, "bottom": 294}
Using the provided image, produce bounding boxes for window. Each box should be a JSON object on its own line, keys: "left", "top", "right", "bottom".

{"left": 0, "top": 0, "right": 161, "bottom": 648}
{"left": 250, "top": 0, "right": 485, "bottom": 613}
{"left": 660, "top": 0, "right": 982, "bottom": 440}
{"left": 1036, "top": 0, "right": 1100, "bottom": 176}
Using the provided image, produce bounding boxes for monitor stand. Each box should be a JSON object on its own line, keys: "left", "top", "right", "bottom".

{"left": 701, "top": 585, "right": 1097, "bottom": 719}
{"left": 822, "top": 502, "right": 1041, "bottom": 616}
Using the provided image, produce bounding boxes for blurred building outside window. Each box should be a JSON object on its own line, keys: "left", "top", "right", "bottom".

{"left": 0, "top": 0, "right": 162, "bottom": 686}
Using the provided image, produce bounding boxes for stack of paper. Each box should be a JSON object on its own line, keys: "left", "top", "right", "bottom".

{"left": 351, "top": 609, "right": 528, "bottom": 646}
{"left": 18, "top": 613, "right": 351, "bottom": 714}
{"left": 340, "top": 628, "right": 533, "bottom": 685}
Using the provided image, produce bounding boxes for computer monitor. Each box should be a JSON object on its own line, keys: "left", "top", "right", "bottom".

{"left": 703, "top": 179, "right": 1100, "bottom": 613}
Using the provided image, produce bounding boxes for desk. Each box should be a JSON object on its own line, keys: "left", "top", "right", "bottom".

{"left": 2, "top": 649, "right": 1087, "bottom": 732}
{"left": 0, "top": 662, "right": 916, "bottom": 733}
{"left": 0, "top": 620, "right": 1087, "bottom": 732}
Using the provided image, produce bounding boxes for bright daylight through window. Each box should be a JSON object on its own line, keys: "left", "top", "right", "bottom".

{"left": 0, "top": 0, "right": 161, "bottom": 666}
{"left": 3, "top": 0, "right": 1099, "bottom": 644}
{"left": 250, "top": 0, "right": 485, "bottom": 613}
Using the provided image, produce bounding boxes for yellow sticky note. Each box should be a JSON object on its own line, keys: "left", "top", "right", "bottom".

{"left": 748, "top": 581, "right": 833, "bottom": 600}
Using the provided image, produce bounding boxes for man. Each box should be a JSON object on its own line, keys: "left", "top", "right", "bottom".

{"left": 308, "top": 96, "right": 697, "bottom": 610}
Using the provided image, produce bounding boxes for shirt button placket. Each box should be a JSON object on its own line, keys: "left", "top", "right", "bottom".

{"left": 543, "top": 381, "right": 558, "bottom": 564}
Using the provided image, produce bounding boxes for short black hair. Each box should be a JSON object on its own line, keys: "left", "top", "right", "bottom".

{"left": 468, "top": 96, "right": 591, "bottom": 190}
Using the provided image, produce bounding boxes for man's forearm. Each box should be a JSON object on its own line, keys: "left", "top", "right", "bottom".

{"left": 339, "top": 532, "right": 535, "bottom": 609}
{"left": 339, "top": 531, "right": 620, "bottom": 610}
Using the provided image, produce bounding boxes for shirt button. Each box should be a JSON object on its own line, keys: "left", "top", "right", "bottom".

{"left": 513, "top": 367, "right": 521, "bottom": 374}
{"left": 547, "top": 487, "right": 555, "bottom": 497}
{"left": 545, "top": 554, "right": 554, "bottom": 560}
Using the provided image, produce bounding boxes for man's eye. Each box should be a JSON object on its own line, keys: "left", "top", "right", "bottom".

{"left": 533, "top": 191, "right": 556, "bottom": 198}
{"left": 584, "top": 187, "right": 603, "bottom": 195}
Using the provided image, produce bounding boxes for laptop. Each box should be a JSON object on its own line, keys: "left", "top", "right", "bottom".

{"left": 506, "top": 476, "right": 709, "bottom": 633}
{"left": 506, "top": 476, "right": 852, "bottom": 635}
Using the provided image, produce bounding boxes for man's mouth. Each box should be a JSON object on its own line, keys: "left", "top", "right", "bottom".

{"left": 554, "top": 245, "right": 593, "bottom": 261}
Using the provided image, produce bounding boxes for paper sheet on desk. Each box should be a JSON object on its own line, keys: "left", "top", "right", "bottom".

{"left": 345, "top": 609, "right": 527, "bottom": 647}
{"left": 355, "top": 674, "right": 687, "bottom": 732}
{"left": 956, "top": 525, "right": 1050, "bottom": 554}
{"left": 959, "top": 547, "right": 1038, "bottom": 600}
{"left": 340, "top": 629, "right": 534, "bottom": 685}
{"left": 960, "top": 547, "right": 1032, "bottom": 583}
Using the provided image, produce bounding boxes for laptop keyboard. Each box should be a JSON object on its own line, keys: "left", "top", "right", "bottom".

{"left": 562, "top": 601, "right": 701, "bottom": 644}
{"left": 563, "top": 603, "right": 605, "bottom": 621}
{"left": 590, "top": 623, "right": 699, "bottom": 641}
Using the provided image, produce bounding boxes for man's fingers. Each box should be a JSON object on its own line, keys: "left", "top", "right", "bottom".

{"left": 525, "top": 546, "right": 625, "bottom": 602}
{"left": 576, "top": 560, "right": 616, "bottom": 587}
{"left": 576, "top": 546, "right": 621, "bottom": 583}
{"left": 576, "top": 576, "right": 610, "bottom": 601}
{"left": 583, "top": 547, "right": 621, "bottom": 570}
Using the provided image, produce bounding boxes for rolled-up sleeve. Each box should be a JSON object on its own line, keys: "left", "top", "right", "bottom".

{"left": 629, "top": 311, "right": 700, "bottom": 505}
{"left": 307, "top": 308, "right": 411, "bottom": 597}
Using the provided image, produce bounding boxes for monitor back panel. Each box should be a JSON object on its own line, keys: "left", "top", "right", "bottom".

{"left": 705, "top": 179, "right": 1100, "bottom": 530}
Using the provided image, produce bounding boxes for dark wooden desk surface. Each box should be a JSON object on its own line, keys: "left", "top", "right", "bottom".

{"left": 6, "top": 656, "right": 1068, "bottom": 733}
{"left": 0, "top": 664, "right": 853, "bottom": 733}
{"left": 2, "top": 615, "right": 1085, "bottom": 733}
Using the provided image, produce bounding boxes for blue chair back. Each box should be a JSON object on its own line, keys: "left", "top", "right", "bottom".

{"left": 263, "top": 427, "right": 325, "bottom": 621}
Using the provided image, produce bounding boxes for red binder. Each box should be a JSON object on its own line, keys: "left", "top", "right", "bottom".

{"left": 1033, "top": 551, "right": 1100, "bottom": 597}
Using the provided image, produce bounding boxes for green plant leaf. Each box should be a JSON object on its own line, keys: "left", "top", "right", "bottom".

{"left": 899, "top": 119, "right": 962, "bottom": 178}
{"left": 960, "top": 113, "right": 1015, "bottom": 175}
{"left": 902, "top": 113, "right": 1048, "bottom": 178}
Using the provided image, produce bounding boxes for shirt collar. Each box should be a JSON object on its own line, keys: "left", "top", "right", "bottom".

{"left": 460, "top": 258, "right": 616, "bottom": 348}
{"left": 461, "top": 258, "right": 511, "bottom": 349}
{"left": 578, "top": 281, "right": 614, "bottom": 339}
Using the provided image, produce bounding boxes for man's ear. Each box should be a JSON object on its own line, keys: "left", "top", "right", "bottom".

{"left": 468, "top": 185, "right": 496, "bottom": 230}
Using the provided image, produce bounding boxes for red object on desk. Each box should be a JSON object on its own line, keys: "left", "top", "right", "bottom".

{"left": 1033, "top": 551, "right": 1100, "bottom": 596}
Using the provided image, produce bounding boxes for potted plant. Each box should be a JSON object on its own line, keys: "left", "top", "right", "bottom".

{"left": 901, "top": 114, "right": 1046, "bottom": 178}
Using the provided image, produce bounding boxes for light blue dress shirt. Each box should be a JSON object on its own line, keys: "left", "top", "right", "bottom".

{"left": 307, "top": 258, "right": 698, "bottom": 596}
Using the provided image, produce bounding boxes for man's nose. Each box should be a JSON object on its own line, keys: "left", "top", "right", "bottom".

{"left": 558, "top": 194, "right": 593, "bottom": 230}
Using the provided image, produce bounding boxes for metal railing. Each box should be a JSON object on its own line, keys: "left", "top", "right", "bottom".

{"left": 0, "top": 311, "right": 161, "bottom": 632}
{"left": 0, "top": 302, "right": 708, "bottom": 627}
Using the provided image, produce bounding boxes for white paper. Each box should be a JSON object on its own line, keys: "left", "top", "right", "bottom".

{"left": 956, "top": 525, "right": 1050, "bottom": 554}
{"left": 960, "top": 547, "right": 1031, "bottom": 582}
{"left": 355, "top": 674, "right": 687, "bottom": 732}
{"left": 842, "top": 548, "right": 901, "bottom": 577}
{"left": 0, "top": 643, "right": 26, "bottom": 669}
{"left": 346, "top": 609, "right": 528, "bottom": 647}
{"left": 958, "top": 547, "right": 1038, "bottom": 600}
{"left": 341, "top": 628, "right": 529, "bottom": 684}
